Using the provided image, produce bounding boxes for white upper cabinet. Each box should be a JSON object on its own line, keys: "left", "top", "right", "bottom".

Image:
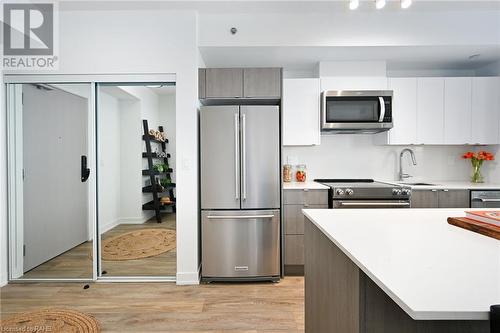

{"left": 377, "top": 76, "right": 500, "bottom": 146}
{"left": 444, "top": 78, "right": 472, "bottom": 144}
{"left": 283, "top": 78, "right": 321, "bottom": 146}
{"left": 417, "top": 78, "right": 445, "bottom": 144}
{"left": 386, "top": 78, "right": 417, "bottom": 144}
{"left": 471, "top": 77, "right": 500, "bottom": 144}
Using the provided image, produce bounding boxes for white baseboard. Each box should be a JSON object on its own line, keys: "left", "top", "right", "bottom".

{"left": 99, "top": 218, "right": 121, "bottom": 234}
{"left": 176, "top": 265, "right": 200, "bottom": 285}
{"left": 118, "top": 217, "right": 150, "bottom": 224}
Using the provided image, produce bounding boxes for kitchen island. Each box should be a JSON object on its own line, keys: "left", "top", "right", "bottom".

{"left": 303, "top": 208, "right": 499, "bottom": 333}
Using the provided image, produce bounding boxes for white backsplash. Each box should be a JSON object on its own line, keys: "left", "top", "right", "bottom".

{"left": 283, "top": 135, "right": 500, "bottom": 183}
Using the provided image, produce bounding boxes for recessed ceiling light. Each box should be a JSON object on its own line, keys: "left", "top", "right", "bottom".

{"left": 468, "top": 54, "right": 481, "bottom": 61}
{"left": 401, "top": 0, "right": 412, "bottom": 9}
{"left": 349, "top": 0, "right": 359, "bottom": 10}
{"left": 375, "top": 0, "right": 386, "bottom": 9}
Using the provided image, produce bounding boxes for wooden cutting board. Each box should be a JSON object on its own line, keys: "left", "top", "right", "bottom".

{"left": 448, "top": 217, "right": 500, "bottom": 240}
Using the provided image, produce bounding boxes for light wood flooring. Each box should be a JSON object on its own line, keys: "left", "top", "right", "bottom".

{"left": 0, "top": 277, "right": 304, "bottom": 333}
{"left": 21, "top": 214, "right": 176, "bottom": 279}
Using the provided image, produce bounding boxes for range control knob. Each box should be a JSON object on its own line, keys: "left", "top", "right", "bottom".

{"left": 392, "top": 188, "right": 402, "bottom": 196}
{"left": 345, "top": 188, "right": 354, "bottom": 196}
{"left": 336, "top": 189, "right": 345, "bottom": 196}
{"left": 402, "top": 189, "right": 411, "bottom": 196}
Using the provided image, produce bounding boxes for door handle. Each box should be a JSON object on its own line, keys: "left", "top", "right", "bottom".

{"left": 338, "top": 202, "right": 410, "bottom": 207}
{"left": 242, "top": 113, "right": 247, "bottom": 201}
{"left": 234, "top": 113, "right": 239, "bottom": 200}
{"left": 378, "top": 97, "right": 386, "bottom": 122}
{"left": 207, "top": 215, "right": 275, "bottom": 219}
{"left": 81, "top": 155, "right": 90, "bottom": 182}
{"left": 473, "top": 198, "right": 500, "bottom": 202}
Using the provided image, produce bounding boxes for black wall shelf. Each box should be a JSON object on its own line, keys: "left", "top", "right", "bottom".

{"left": 142, "top": 119, "right": 176, "bottom": 223}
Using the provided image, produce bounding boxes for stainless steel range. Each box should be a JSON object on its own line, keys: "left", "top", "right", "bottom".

{"left": 315, "top": 179, "right": 411, "bottom": 209}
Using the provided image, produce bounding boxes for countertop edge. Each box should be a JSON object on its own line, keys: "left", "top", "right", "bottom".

{"left": 301, "top": 209, "right": 490, "bottom": 321}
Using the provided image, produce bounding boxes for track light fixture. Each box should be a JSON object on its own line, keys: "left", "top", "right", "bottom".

{"left": 349, "top": 0, "right": 359, "bottom": 10}
{"left": 375, "top": 0, "right": 386, "bottom": 9}
{"left": 401, "top": 0, "right": 412, "bottom": 8}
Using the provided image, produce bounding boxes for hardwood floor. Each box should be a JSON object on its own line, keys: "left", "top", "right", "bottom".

{"left": 0, "top": 277, "right": 304, "bottom": 333}
{"left": 21, "top": 214, "right": 176, "bottom": 279}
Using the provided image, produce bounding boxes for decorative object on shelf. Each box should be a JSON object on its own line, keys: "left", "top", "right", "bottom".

{"left": 153, "top": 163, "right": 169, "bottom": 173}
{"left": 142, "top": 119, "right": 176, "bottom": 223}
{"left": 461, "top": 151, "right": 495, "bottom": 183}
{"left": 149, "top": 129, "right": 167, "bottom": 142}
{"left": 295, "top": 164, "right": 307, "bottom": 182}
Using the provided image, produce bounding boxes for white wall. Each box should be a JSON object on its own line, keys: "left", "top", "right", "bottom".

{"left": 99, "top": 92, "right": 122, "bottom": 232}
{"left": 1, "top": 9, "right": 200, "bottom": 285}
{"left": 160, "top": 93, "right": 177, "bottom": 184}
{"left": 284, "top": 136, "right": 500, "bottom": 183}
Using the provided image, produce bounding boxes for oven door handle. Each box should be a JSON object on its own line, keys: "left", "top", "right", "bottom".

{"left": 337, "top": 201, "right": 410, "bottom": 208}
{"left": 472, "top": 198, "right": 500, "bottom": 202}
{"left": 378, "top": 97, "right": 386, "bottom": 122}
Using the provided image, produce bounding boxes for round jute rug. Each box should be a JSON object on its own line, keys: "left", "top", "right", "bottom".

{"left": 0, "top": 308, "right": 100, "bottom": 333}
{"left": 101, "top": 228, "right": 176, "bottom": 261}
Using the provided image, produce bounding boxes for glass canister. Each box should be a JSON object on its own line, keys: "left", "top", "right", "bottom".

{"left": 295, "top": 164, "right": 307, "bottom": 182}
{"left": 283, "top": 164, "right": 292, "bottom": 183}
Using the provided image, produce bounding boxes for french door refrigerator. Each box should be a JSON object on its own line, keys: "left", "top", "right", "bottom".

{"left": 200, "top": 105, "right": 281, "bottom": 281}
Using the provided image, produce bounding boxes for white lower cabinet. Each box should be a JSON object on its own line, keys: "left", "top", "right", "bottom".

{"left": 377, "top": 76, "right": 500, "bottom": 145}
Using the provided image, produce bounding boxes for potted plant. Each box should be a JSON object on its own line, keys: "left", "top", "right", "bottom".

{"left": 461, "top": 151, "right": 495, "bottom": 183}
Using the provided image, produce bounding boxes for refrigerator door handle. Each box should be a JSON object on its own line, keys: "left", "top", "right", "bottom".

{"left": 234, "top": 113, "right": 240, "bottom": 200}
{"left": 207, "top": 214, "right": 275, "bottom": 220}
{"left": 242, "top": 113, "right": 247, "bottom": 200}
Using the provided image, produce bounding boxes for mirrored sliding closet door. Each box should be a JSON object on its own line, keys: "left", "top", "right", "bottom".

{"left": 96, "top": 83, "right": 177, "bottom": 279}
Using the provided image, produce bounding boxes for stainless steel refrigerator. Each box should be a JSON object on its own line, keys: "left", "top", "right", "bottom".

{"left": 200, "top": 105, "right": 281, "bottom": 281}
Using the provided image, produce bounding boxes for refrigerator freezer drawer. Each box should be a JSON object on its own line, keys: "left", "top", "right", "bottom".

{"left": 202, "top": 210, "right": 280, "bottom": 280}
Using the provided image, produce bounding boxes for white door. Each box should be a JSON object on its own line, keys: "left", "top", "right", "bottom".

{"left": 471, "top": 77, "right": 500, "bottom": 144}
{"left": 22, "top": 84, "right": 89, "bottom": 273}
{"left": 417, "top": 78, "right": 444, "bottom": 144}
{"left": 444, "top": 77, "right": 472, "bottom": 144}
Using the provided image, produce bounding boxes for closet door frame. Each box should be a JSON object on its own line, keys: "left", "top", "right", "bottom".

{"left": 5, "top": 74, "right": 176, "bottom": 283}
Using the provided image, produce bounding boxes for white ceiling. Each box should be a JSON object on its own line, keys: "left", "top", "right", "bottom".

{"left": 60, "top": 1, "right": 500, "bottom": 13}
{"left": 199, "top": 45, "right": 500, "bottom": 71}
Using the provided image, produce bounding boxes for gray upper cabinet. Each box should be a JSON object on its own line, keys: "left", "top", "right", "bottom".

{"left": 200, "top": 67, "right": 282, "bottom": 100}
{"left": 411, "top": 189, "right": 470, "bottom": 208}
{"left": 243, "top": 68, "right": 281, "bottom": 98}
{"left": 205, "top": 68, "right": 243, "bottom": 98}
{"left": 198, "top": 68, "right": 206, "bottom": 99}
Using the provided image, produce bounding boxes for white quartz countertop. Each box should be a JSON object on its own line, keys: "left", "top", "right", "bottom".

{"left": 283, "top": 181, "right": 330, "bottom": 190}
{"left": 383, "top": 180, "right": 500, "bottom": 190}
{"left": 302, "top": 208, "right": 500, "bottom": 320}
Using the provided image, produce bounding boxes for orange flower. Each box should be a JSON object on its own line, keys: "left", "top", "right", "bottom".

{"left": 462, "top": 152, "right": 475, "bottom": 159}
{"left": 462, "top": 151, "right": 495, "bottom": 161}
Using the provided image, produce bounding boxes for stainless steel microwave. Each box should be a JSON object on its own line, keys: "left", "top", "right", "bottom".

{"left": 321, "top": 90, "right": 393, "bottom": 133}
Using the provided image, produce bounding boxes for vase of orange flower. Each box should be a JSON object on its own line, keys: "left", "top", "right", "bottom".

{"left": 461, "top": 151, "right": 495, "bottom": 183}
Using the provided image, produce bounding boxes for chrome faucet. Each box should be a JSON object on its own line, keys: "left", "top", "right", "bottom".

{"left": 399, "top": 148, "right": 417, "bottom": 181}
